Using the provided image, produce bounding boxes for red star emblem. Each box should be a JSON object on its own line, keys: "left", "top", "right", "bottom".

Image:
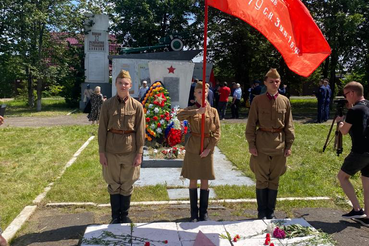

{"left": 167, "top": 65, "right": 175, "bottom": 74}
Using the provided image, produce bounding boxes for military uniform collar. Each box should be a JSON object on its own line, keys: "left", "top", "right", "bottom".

{"left": 266, "top": 92, "right": 279, "bottom": 100}
{"left": 117, "top": 94, "right": 129, "bottom": 103}
{"left": 195, "top": 101, "right": 207, "bottom": 108}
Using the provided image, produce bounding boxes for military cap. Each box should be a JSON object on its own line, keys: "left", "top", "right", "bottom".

{"left": 116, "top": 70, "right": 131, "bottom": 80}
{"left": 265, "top": 68, "right": 280, "bottom": 79}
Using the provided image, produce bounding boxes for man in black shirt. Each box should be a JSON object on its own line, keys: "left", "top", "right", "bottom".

{"left": 336, "top": 81, "right": 369, "bottom": 226}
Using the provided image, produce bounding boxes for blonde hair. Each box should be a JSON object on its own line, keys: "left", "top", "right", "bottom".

{"left": 344, "top": 81, "right": 363, "bottom": 97}
{"left": 94, "top": 86, "right": 101, "bottom": 94}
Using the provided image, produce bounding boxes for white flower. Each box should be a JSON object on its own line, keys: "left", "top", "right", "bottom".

{"left": 150, "top": 124, "right": 156, "bottom": 129}
{"left": 160, "top": 119, "right": 165, "bottom": 124}
{"left": 153, "top": 149, "right": 158, "bottom": 153}
{"left": 182, "top": 149, "right": 186, "bottom": 154}
{"left": 148, "top": 104, "right": 154, "bottom": 108}
{"left": 156, "top": 128, "right": 162, "bottom": 134}
{"left": 173, "top": 118, "right": 181, "bottom": 129}
{"left": 154, "top": 107, "right": 160, "bottom": 113}
{"left": 147, "top": 110, "right": 151, "bottom": 115}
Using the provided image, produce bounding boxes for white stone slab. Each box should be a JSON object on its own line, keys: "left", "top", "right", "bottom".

{"left": 82, "top": 223, "right": 180, "bottom": 246}
{"left": 264, "top": 219, "right": 332, "bottom": 246}
{"left": 134, "top": 222, "right": 181, "bottom": 245}
{"left": 167, "top": 188, "right": 216, "bottom": 200}
{"left": 177, "top": 221, "right": 230, "bottom": 246}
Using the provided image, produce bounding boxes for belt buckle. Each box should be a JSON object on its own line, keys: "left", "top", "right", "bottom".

{"left": 210, "top": 131, "right": 214, "bottom": 137}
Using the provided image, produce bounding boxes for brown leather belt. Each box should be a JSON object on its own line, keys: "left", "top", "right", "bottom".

{"left": 258, "top": 127, "right": 283, "bottom": 133}
{"left": 191, "top": 132, "right": 211, "bottom": 138}
{"left": 108, "top": 129, "right": 136, "bottom": 135}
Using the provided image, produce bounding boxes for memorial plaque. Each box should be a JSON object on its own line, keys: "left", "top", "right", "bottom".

{"left": 163, "top": 77, "right": 180, "bottom": 102}
{"left": 87, "top": 53, "right": 105, "bottom": 81}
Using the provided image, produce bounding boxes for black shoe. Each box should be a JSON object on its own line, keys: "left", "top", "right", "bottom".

{"left": 189, "top": 188, "right": 198, "bottom": 222}
{"left": 256, "top": 188, "right": 268, "bottom": 219}
{"left": 352, "top": 217, "right": 369, "bottom": 227}
{"left": 342, "top": 208, "right": 366, "bottom": 219}
{"left": 199, "top": 189, "right": 210, "bottom": 221}
{"left": 266, "top": 189, "right": 278, "bottom": 219}
{"left": 110, "top": 194, "right": 121, "bottom": 224}
{"left": 120, "top": 195, "right": 132, "bottom": 223}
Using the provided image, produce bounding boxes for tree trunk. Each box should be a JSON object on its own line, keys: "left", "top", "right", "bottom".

{"left": 36, "top": 78, "right": 42, "bottom": 111}
{"left": 329, "top": 53, "right": 338, "bottom": 99}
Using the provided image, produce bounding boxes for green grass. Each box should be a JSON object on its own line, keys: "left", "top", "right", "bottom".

{"left": 290, "top": 98, "right": 317, "bottom": 115}
{"left": 0, "top": 125, "right": 96, "bottom": 229}
{"left": 217, "top": 122, "right": 362, "bottom": 200}
{"left": 45, "top": 138, "right": 169, "bottom": 203}
{"left": 0, "top": 97, "right": 80, "bottom": 117}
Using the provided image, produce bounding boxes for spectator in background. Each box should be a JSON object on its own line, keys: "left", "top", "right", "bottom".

{"left": 250, "top": 80, "right": 262, "bottom": 105}
{"left": 231, "top": 83, "right": 242, "bottom": 119}
{"left": 315, "top": 79, "right": 327, "bottom": 123}
{"left": 231, "top": 82, "right": 236, "bottom": 96}
{"left": 207, "top": 82, "right": 214, "bottom": 107}
{"left": 188, "top": 79, "right": 199, "bottom": 106}
{"left": 323, "top": 79, "right": 331, "bottom": 121}
{"left": 138, "top": 80, "right": 149, "bottom": 101}
{"left": 88, "top": 86, "right": 104, "bottom": 124}
{"left": 278, "top": 84, "right": 288, "bottom": 96}
{"left": 213, "top": 80, "right": 221, "bottom": 109}
{"left": 83, "top": 84, "right": 93, "bottom": 105}
{"left": 218, "top": 81, "right": 231, "bottom": 120}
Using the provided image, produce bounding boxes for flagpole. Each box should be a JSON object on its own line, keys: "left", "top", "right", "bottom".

{"left": 201, "top": 0, "right": 209, "bottom": 153}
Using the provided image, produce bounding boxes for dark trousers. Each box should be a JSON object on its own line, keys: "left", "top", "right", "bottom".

{"left": 218, "top": 101, "right": 227, "bottom": 120}
{"left": 317, "top": 101, "right": 325, "bottom": 123}
{"left": 231, "top": 99, "right": 240, "bottom": 118}
{"left": 324, "top": 101, "right": 330, "bottom": 121}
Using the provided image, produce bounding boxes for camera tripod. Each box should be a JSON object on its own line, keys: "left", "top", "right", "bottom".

{"left": 322, "top": 113, "right": 343, "bottom": 156}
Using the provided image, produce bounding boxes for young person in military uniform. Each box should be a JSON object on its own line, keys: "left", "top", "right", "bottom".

{"left": 178, "top": 82, "right": 221, "bottom": 222}
{"left": 98, "top": 70, "right": 145, "bottom": 224}
{"left": 336, "top": 81, "right": 369, "bottom": 226}
{"left": 245, "top": 68, "right": 295, "bottom": 219}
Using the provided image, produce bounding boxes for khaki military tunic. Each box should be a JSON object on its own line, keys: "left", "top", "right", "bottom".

{"left": 245, "top": 93, "right": 295, "bottom": 189}
{"left": 98, "top": 96, "right": 145, "bottom": 196}
{"left": 177, "top": 104, "right": 221, "bottom": 180}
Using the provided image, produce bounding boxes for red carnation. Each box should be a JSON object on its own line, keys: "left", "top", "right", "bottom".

{"left": 164, "top": 240, "right": 168, "bottom": 244}
{"left": 236, "top": 234, "right": 240, "bottom": 239}
{"left": 165, "top": 112, "right": 170, "bottom": 116}
{"left": 270, "top": 243, "right": 275, "bottom": 246}
{"left": 153, "top": 116, "right": 158, "bottom": 121}
{"left": 160, "top": 114, "right": 165, "bottom": 119}
{"left": 233, "top": 237, "right": 238, "bottom": 242}
{"left": 157, "top": 123, "right": 161, "bottom": 127}
{"left": 144, "top": 242, "right": 150, "bottom": 246}
{"left": 146, "top": 117, "right": 150, "bottom": 122}
{"left": 165, "top": 116, "right": 171, "bottom": 121}
{"left": 264, "top": 237, "right": 270, "bottom": 245}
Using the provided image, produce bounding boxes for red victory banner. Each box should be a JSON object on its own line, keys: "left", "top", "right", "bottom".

{"left": 207, "top": 0, "right": 331, "bottom": 77}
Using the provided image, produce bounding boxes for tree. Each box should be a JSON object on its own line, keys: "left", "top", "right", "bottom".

{"left": 0, "top": 0, "right": 87, "bottom": 110}
{"left": 110, "top": 0, "right": 202, "bottom": 49}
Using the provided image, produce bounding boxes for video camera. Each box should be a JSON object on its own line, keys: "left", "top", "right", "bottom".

{"left": 333, "top": 99, "right": 347, "bottom": 116}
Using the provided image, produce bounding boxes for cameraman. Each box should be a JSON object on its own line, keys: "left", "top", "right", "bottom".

{"left": 336, "top": 81, "right": 369, "bottom": 226}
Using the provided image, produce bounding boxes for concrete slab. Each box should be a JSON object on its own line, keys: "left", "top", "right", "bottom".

{"left": 136, "top": 147, "right": 254, "bottom": 187}
{"left": 177, "top": 221, "right": 230, "bottom": 245}
{"left": 82, "top": 223, "right": 180, "bottom": 246}
{"left": 81, "top": 219, "right": 332, "bottom": 246}
{"left": 167, "top": 188, "right": 216, "bottom": 200}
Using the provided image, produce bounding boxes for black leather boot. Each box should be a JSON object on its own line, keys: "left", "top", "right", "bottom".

{"left": 266, "top": 189, "right": 278, "bottom": 219}
{"left": 110, "top": 194, "right": 121, "bottom": 224}
{"left": 256, "top": 188, "right": 268, "bottom": 219}
{"left": 189, "top": 188, "right": 198, "bottom": 222}
{"left": 199, "top": 189, "right": 210, "bottom": 221}
{"left": 120, "top": 195, "right": 132, "bottom": 223}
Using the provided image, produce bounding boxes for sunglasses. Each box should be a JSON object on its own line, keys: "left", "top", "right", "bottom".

{"left": 343, "top": 91, "right": 351, "bottom": 98}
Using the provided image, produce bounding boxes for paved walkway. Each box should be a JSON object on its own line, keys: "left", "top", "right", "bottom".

{"left": 137, "top": 147, "right": 254, "bottom": 188}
